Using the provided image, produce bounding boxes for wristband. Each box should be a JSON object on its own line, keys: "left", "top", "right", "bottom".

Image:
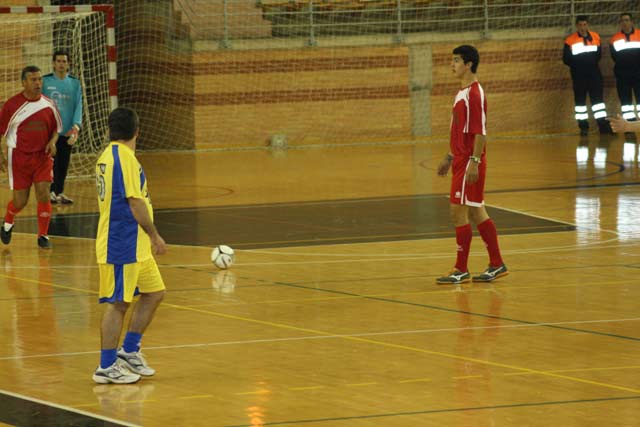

{"left": 445, "top": 153, "right": 454, "bottom": 161}
{"left": 469, "top": 156, "right": 481, "bottom": 163}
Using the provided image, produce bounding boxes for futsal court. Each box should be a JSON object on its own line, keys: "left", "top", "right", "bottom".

{"left": 0, "top": 132, "right": 637, "bottom": 426}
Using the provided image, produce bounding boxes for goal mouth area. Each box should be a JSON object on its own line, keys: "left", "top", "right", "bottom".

{"left": 0, "top": 5, "right": 115, "bottom": 178}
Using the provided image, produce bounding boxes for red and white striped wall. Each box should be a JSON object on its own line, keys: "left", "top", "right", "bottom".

{"left": 0, "top": 5, "right": 118, "bottom": 110}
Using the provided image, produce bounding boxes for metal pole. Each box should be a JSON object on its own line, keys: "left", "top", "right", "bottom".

{"left": 308, "top": 0, "right": 317, "bottom": 46}
{"left": 570, "top": 0, "right": 575, "bottom": 28}
{"left": 482, "top": 0, "right": 489, "bottom": 39}
{"left": 394, "top": 0, "right": 404, "bottom": 43}
{"left": 219, "top": 0, "right": 232, "bottom": 49}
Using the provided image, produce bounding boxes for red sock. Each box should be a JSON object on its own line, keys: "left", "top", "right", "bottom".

{"left": 477, "top": 218, "right": 504, "bottom": 267}
{"left": 37, "top": 202, "right": 52, "bottom": 237}
{"left": 454, "top": 224, "right": 472, "bottom": 272}
{"left": 4, "top": 200, "right": 22, "bottom": 225}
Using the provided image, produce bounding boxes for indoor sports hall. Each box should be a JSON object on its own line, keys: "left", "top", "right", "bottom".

{"left": 0, "top": 1, "right": 637, "bottom": 426}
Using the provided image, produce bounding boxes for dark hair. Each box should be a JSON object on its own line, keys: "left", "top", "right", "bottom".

{"left": 621, "top": 13, "right": 633, "bottom": 20}
{"left": 452, "top": 45, "right": 480, "bottom": 73}
{"left": 21, "top": 65, "right": 41, "bottom": 81}
{"left": 576, "top": 15, "right": 589, "bottom": 24}
{"left": 108, "top": 107, "right": 139, "bottom": 141}
{"left": 52, "top": 49, "right": 69, "bottom": 62}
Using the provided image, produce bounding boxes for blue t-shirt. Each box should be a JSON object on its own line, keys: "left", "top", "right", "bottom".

{"left": 42, "top": 73, "right": 82, "bottom": 135}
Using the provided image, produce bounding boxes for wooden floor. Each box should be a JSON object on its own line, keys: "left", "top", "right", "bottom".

{"left": 0, "top": 133, "right": 638, "bottom": 426}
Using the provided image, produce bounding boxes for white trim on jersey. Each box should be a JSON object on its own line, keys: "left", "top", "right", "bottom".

{"left": 7, "top": 147, "right": 13, "bottom": 190}
{"left": 3, "top": 97, "right": 62, "bottom": 149}
{"left": 477, "top": 83, "right": 487, "bottom": 136}
{"left": 460, "top": 159, "right": 484, "bottom": 207}
{"left": 453, "top": 83, "right": 486, "bottom": 136}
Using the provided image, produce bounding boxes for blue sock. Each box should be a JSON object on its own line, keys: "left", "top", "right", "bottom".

{"left": 100, "top": 349, "right": 117, "bottom": 369}
{"left": 122, "top": 332, "right": 143, "bottom": 353}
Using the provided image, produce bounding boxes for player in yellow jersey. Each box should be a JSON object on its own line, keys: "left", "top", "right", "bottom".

{"left": 93, "top": 107, "right": 167, "bottom": 384}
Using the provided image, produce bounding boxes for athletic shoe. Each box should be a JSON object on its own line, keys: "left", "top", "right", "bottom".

{"left": 472, "top": 264, "right": 509, "bottom": 282}
{"left": 117, "top": 348, "right": 155, "bottom": 376}
{"left": 436, "top": 270, "right": 470, "bottom": 285}
{"left": 37, "top": 235, "right": 52, "bottom": 249}
{"left": 50, "top": 191, "right": 59, "bottom": 204}
{"left": 57, "top": 193, "right": 73, "bottom": 204}
{"left": 0, "top": 222, "right": 13, "bottom": 245}
{"left": 93, "top": 359, "right": 141, "bottom": 384}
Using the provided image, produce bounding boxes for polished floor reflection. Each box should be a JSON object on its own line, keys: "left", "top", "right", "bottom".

{"left": 0, "top": 133, "right": 638, "bottom": 426}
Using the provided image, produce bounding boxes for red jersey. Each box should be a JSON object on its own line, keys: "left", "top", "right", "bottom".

{"left": 450, "top": 81, "right": 487, "bottom": 163}
{"left": 0, "top": 93, "right": 61, "bottom": 153}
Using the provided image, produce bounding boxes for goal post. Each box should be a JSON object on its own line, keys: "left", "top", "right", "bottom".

{"left": 0, "top": 4, "right": 116, "bottom": 177}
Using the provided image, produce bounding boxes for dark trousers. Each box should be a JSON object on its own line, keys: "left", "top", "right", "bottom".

{"left": 572, "top": 72, "right": 606, "bottom": 130}
{"left": 615, "top": 72, "right": 640, "bottom": 119}
{"left": 51, "top": 135, "right": 72, "bottom": 195}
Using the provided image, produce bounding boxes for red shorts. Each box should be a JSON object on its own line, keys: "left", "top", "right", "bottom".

{"left": 450, "top": 158, "right": 486, "bottom": 206}
{"left": 9, "top": 148, "right": 53, "bottom": 190}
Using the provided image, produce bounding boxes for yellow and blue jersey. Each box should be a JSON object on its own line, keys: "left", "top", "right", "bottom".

{"left": 95, "top": 142, "right": 153, "bottom": 264}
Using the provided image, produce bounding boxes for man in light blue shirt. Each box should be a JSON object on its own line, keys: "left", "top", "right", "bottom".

{"left": 43, "top": 50, "right": 83, "bottom": 204}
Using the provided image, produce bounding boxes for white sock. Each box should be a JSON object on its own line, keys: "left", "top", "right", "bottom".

{"left": 3, "top": 222, "right": 13, "bottom": 232}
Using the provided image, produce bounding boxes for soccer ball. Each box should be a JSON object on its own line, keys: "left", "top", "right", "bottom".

{"left": 211, "top": 245, "right": 235, "bottom": 269}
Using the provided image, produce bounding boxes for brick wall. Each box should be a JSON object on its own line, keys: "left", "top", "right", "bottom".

{"left": 193, "top": 46, "right": 411, "bottom": 149}
{"left": 192, "top": 35, "right": 623, "bottom": 149}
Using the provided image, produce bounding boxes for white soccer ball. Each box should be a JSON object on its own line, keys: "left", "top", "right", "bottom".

{"left": 211, "top": 245, "right": 235, "bottom": 269}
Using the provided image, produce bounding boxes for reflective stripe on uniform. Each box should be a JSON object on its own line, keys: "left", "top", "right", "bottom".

{"left": 571, "top": 43, "right": 598, "bottom": 55}
{"left": 612, "top": 39, "right": 640, "bottom": 51}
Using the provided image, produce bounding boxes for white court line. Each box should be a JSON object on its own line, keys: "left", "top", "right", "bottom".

{"left": 1, "top": 241, "right": 635, "bottom": 270}
{"left": 0, "top": 387, "right": 140, "bottom": 427}
{"left": 491, "top": 203, "right": 623, "bottom": 236}
{"left": 1, "top": 317, "right": 637, "bottom": 361}
{"left": 241, "top": 237, "right": 625, "bottom": 259}
{"left": 171, "top": 241, "right": 634, "bottom": 267}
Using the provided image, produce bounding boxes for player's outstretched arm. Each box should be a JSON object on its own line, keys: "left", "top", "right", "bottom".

{"left": 607, "top": 115, "right": 640, "bottom": 133}
{"left": 127, "top": 197, "right": 167, "bottom": 255}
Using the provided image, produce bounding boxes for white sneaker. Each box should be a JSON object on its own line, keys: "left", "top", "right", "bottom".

{"left": 57, "top": 193, "right": 73, "bottom": 204}
{"left": 49, "top": 191, "right": 59, "bottom": 204}
{"left": 93, "top": 358, "right": 141, "bottom": 384}
{"left": 117, "top": 348, "right": 155, "bottom": 376}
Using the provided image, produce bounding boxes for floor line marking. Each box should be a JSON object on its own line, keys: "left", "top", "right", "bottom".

{"left": 222, "top": 396, "right": 640, "bottom": 427}
{"left": 161, "top": 302, "right": 640, "bottom": 394}
{"left": 0, "top": 387, "right": 139, "bottom": 427}
{"left": 1, "top": 260, "right": 637, "bottom": 395}
{"left": 503, "top": 365, "right": 640, "bottom": 376}
{"left": 398, "top": 378, "right": 431, "bottom": 383}
{"left": 0, "top": 317, "right": 637, "bottom": 361}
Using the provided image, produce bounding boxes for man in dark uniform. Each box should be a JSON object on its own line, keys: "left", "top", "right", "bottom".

{"left": 610, "top": 13, "right": 640, "bottom": 122}
{"left": 563, "top": 15, "right": 611, "bottom": 135}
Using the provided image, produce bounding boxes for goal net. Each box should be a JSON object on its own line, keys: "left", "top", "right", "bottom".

{"left": 0, "top": 6, "right": 112, "bottom": 178}
{"left": 168, "top": 0, "right": 635, "bottom": 148}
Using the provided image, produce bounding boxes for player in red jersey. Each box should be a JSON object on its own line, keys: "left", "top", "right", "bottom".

{"left": 0, "top": 66, "right": 61, "bottom": 249}
{"left": 436, "top": 45, "right": 508, "bottom": 284}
